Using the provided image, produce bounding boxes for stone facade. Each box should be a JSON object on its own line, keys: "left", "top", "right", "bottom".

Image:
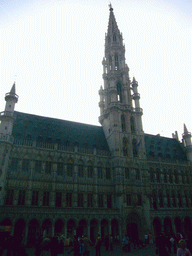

{"left": 0, "top": 5, "right": 192, "bottom": 246}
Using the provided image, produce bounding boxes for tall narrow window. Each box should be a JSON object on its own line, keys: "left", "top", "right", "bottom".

{"left": 135, "top": 168, "right": 140, "bottom": 180}
{"left": 116, "top": 82, "right": 122, "bottom": 102}
{"left": 132, "top": 139, "right": 138, "bottom": 157}
{"left": 18, "top": 190, "right": 25, "bottom": 206}
{"left": 87, "top": 163, "right": 93, "bottom": 178}
{"left": 78, "top": 193, "right": 84, "bottom": 207}
{"left": 137, "top": 195, "right": 142, "bottom": 206}
{"left": 78, "top": 163, "right": 84, "bottom": 177}
{"left": 107, "top": 195, "right": 112, "bottom": 208}
{"left": 125, "top": 168, "right": 129, "bottom": 179}
{"left": 5, "top": 189, "right": 14, "bottom": 205}
{"left": 10, "top": 158, "right": 18, "bottom": 172}
{"left": 121, "top": 115, "right": 126, "bottom": 132}
{"left": 55, "top": 192, "right": 62, "bottom": 207}
{"left": 31, "top": 191, "right": 39, "bottom": 206}
{"left": 43, "top": 191, "right": 49, "bottom": 206}
{"left": 167, "top": 191, "right": 171, "bottom": 207}
{"left": 126, "top": 194, "right": 131, "bottom": 206}
{"left": 22, "top": 159, "right": 29, "bottom": 172}
{"left": 67, "top": 162, "right": 73, "bottom": 177}
{"left": 35, "top": 160, "right": 42, "bottom": 173}
{"left": 97, "top": 166, "right": 103, "bottom": 179}
{"left": 87, "top": 193, "right": 93, "bottom": 207}
{"left": 156, "top": 169, "right": 160, "bottom": 183}
{"left": 109, "top": 56, "right": 112, "bottom": 70}
{"left": 45, "top": 161, "right": 52, "bottom": 174}
{"left": 169, "top": 170, "right": 173, "bottom": 183}
{"left": 57, "top": 162, "right": 63, "bottom": 176}
{"left": 130, "top": 117, "right": 135, "bottom": 133}
{"left": 98, "top": 194, "right": 103, "bottom": 207}
{"left": 159, "top": 191, "right": 163, "bottom": 208}
{"left": 114, "top": 53, "right": 118, "bottom": 70}
{"left": 123, "top": 137, "right": 128, "bottom": 156}
{"left": 66, "top": 193, "right": 72, "bottom": 207}
{"left": 106, "top": 167, "right": 111, "bottom": 180}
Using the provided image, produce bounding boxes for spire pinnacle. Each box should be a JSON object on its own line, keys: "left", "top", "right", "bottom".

{"left": 184, "top": 123, "right": 189, "bottom": 134}
{"left": 109, "top": 3, "right": 113, "bottom": 12}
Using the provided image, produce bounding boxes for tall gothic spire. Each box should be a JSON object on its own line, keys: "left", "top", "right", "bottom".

{"left": 107, "top": 4, "right": 121, "bottom": 37}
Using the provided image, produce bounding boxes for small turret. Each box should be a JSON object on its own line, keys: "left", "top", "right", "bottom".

{"left": 0, "top": 83, "right": 19, "bottom": 136}
{"left": 182, "top": 123, "right": 192, "bottom": 162}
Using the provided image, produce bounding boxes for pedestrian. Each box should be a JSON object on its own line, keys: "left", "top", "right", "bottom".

{"left": 79, "top": 239, "right": 84, "bottom": 256}
{"left": 149, "top": 232, "right": 153, "bottom": 244}
{"left": 170, "top": 234, "right": 175, "bottom": 254}
{"left": 144, "top": 233, "right": 148, "bottom": 247}
{"left": 104, "top": 236, "right": 109, "bottom": 251}
{"left": 94, "top": 234, "right": 102, "bottom": 256}
{"left": 156, "top": 233, "right": 169, "bottom": 256}
{"left": 82, "top": 235, "right": 92, "bottom": 256}
{"left": 109, "top": 234, "right": 113, "bottom": 251}
{"left": 68, "top": 236, "right": 80, "bottom": 256}
{"left": 177, "top": 239, "right": 192, "bottom": 256}
{"left": 122, "top": 234, "right": 129, "bottom": 252}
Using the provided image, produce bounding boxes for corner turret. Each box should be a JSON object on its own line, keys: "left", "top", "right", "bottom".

{"left": 182, "top": 123, "right": 192, "bottom": 162}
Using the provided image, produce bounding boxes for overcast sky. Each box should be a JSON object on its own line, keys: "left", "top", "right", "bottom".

{"left": 0, "top": 0, "right": 191, "bottom": 141}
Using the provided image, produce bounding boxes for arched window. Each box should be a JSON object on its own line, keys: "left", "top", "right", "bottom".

{"left": 152, "top": 190, "right": 157, "bottom": 210}
{"left": 123, "top": 137, "right": 128, "bottom": 156}
{"left": 121, "top": 115, "right": 126, "bottom": 132}
{"left": 113, "top": 34, "right": 116, "bottom": 41}
{"left": 97, "top": 162, "right": 103, "bottom": 179}
{"left": 184, "top": 191, "right": 189, "bottom": 207}
{"left": 130, "top": 116, "right": 135, "bottom": 133}
{"left": 132, "top": 139, "right": 138, "bottom": 158}
{"left": 114, "top": 54, "right": 119, "bottom": 70}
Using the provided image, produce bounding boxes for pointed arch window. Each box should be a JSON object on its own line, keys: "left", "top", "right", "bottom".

{"left": 130, "top": 116, "right": 135, "bottom": 133}
{"left": 108, "top": 55, "right": 112, "bottom": 70}
{"left": 132, "top": 139, "right": 138, "bottom": 158}
{"left": 123, "top": 137, "right": 128, "bottom": 156}
{"left": 116, "top": 82, "right": 122, "bottom": 102}
{"left": 114, "top": 54, "right": 119, "bottom": 70}
{"left": 121, "top": 115, "right": 126, "bottom": 132}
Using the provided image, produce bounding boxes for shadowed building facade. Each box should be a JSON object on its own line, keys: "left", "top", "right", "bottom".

{"left": 0, "top": 5, "right": 192, "bottom": 246}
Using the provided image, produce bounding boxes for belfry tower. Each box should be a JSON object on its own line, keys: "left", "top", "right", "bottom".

{"left": 99, "top": 5, "right": 146, "bottom": 159}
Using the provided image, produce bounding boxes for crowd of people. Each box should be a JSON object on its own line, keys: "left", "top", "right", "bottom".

{"left": 0, "top": 230, "right": 192, "bottom": 255}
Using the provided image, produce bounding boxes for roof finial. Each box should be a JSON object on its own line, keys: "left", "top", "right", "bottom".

{"left": 109, "top": 3, "right": 113, "bottom": 11}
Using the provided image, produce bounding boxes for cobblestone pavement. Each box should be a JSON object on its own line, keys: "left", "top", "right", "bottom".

{"left": 2, "top": 244, "right": 157, "bottom": 256}
{"left": 23, "top": 244, "right": 156, "bottom": 256}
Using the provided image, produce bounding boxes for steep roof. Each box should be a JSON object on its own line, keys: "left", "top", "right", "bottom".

{"left": 12, "top": 111, "right": 110, "bottom": 151}
{"left": 144, "top": 133, "right": 187, "bottom": 162}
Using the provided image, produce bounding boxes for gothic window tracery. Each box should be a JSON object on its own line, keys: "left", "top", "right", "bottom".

{"left": 116, "top": 82, "right": 122, "bottom": 102}
{"left": 115, "top": 54, "right": 119, "bottom": 70}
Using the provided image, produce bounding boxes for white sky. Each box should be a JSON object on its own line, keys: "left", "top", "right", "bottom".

{"left": 0, "top": 0, "right": 192, "bottom": 141}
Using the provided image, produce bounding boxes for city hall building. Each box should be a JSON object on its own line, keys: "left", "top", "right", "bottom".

{"left": 0, "top": 5, "right": 192, "bottom": 246}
